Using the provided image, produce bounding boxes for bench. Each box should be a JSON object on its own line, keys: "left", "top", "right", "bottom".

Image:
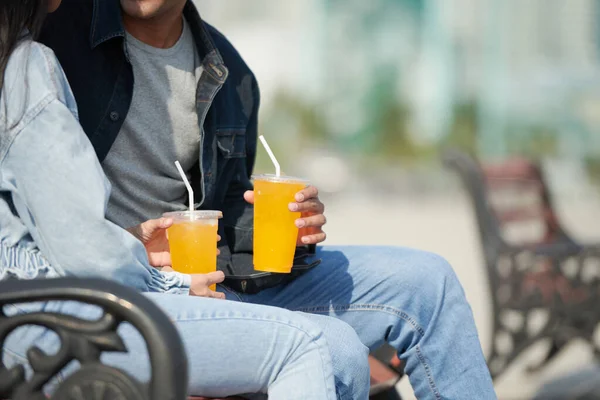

{"left": 0, "top": 278, "right": 402, "bottom": 399}
{"left": 443, "top": 150, "right": 600, "bottom": 379}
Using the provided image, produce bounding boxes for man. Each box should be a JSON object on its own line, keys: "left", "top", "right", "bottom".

{"left": 40, "top": 0, "right": 497, "bottom": 398}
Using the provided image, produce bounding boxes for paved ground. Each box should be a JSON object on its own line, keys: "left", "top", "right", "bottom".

{"left": 322, "top": 190, "right": 600, "bottom": 400}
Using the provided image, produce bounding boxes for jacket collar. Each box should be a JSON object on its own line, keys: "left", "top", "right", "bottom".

{"left": 89, "top": 0, "right": 224, "bottom": 69}
{"left": 90, "top": 0, "right": 125, "bottom": 48}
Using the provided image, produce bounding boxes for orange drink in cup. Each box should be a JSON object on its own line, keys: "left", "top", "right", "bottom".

{"left": 253, "top": 174, "right": 308, "bottom": 273}
{"left": 163, "top": 210, "right": 222, "bottom": 290}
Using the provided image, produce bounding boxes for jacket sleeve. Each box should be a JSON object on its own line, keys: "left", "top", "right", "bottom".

{"left": 0, "top": 98, "right": 191, "bottom": 294}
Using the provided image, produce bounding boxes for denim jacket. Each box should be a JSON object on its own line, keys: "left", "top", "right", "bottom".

{"left": 0, "top": 38, "right": 190, "bottom": 294}
{"left": 39, "top": 0, "right": 260, "bottom": 274}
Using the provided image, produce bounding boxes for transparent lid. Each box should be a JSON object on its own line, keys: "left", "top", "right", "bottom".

{"left": 252, "top": 174, "right": 309, "bottom": 184}
{"left": 163, "top": 210, "right": 222, "bottom": 221}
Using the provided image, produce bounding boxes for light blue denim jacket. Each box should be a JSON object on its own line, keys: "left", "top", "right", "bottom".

{"left": 0, "top": 38, "right": 191, "bottom": 294}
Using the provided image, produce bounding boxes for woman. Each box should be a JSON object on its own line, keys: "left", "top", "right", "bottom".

{"left": 0, "top": 1, "right": 341, "bottom": 398}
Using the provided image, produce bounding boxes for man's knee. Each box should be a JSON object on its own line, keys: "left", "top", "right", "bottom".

{"left": 404, "top": 249, "right": 457, "bottom": 287}
{"left": 370, "top": 246, "right": 459, "bottom": 292}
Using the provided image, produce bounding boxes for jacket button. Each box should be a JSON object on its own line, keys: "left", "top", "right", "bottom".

{"left": 109, "top": 111, "right": 120, "bottom": 121}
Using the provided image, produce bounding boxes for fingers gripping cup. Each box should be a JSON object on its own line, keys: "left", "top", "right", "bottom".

{"left": 163, "top": 210, "right": 222, "bottom": 290}
{"left": 253, "top": 175, "right": 308, "bottom": 273}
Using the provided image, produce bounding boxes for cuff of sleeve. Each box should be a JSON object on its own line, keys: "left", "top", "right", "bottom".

{"left": 178, "top": 273, "right": 192, "bottom": 295}
{"left": 147, "top": 268, "right": 191, "bottom": 295}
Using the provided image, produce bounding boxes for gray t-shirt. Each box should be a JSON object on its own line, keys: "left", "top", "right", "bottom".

{"left": 103, "top": 19, "right": 203, "bottom": 228}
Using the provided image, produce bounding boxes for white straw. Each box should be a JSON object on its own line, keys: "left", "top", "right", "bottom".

{"left": 259, "top": 135, "right": 281, "bottom": 177}
{"left": 174, "top": 161, "right": 194, "bottom": 213}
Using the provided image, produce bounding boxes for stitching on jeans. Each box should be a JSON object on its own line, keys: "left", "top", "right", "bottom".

{"left": 416, "top": 345, "right": 441, "bottom": 400}
{"left": 293, "top": 303, "right": 436, "bottom": 398}
{"left": 293, "top": 304, "right": 426, "bottom": 337}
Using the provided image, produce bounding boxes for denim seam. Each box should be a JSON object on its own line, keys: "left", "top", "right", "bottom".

{"left": 175, "top": 314, "right": 321, "bottom": 327}
{"left": 0, "top": 93, "right": 54, "bottom": 164}
{"left": 178, "top": 316, "right": 337, "bottom": 399}
{"left": 295, "top": 303, "right": 436, "bottom": 398}
{"left": 97, "top": 32, "right": 125, "bottom": 45}
{"left": 416, "top": 345, "right": 441, "bottom": 400}
{"left": 293, "top": 303, "right": 426, "bottom": 337}
{"left": 40, "top": 46, "right": 59, "bottom": 96}
{"left": 11, "top": 94, "right": 55, "bottom": 137}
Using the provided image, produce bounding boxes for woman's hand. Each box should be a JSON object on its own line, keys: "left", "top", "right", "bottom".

{"left": 190, "top": 271, "right": 226, "bottom": 299}
{"left": 127, "top": 217, "right": 173, "bottom": 267}
{"left": 162, "top": 267, "right": 226, "bottom": 299}
{"left": 128, "top": 217, "right": 221, "bottom": 268}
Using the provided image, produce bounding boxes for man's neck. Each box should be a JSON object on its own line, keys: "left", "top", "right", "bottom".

{"left": 123, "top": 10, "right": 185, "bottom": 49}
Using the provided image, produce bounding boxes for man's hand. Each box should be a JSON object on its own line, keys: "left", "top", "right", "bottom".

{"left": 244, "top": 185, "right": 327, "bottom": 245}
{"left": 127, "top": 217, "right": 173, "bottom": 267}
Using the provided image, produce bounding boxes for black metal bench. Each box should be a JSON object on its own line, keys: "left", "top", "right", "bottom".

{"left": 0, "top": 278, "right": 187, "bottom": 400}
{"left": 0, "top": 278, "right": 403, "bottom": 399}
{"left": 443, "top": 150, "right": 600, "bottom": 379}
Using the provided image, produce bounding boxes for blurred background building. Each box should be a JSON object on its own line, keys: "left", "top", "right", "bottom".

{"left": 199, "top": 1, "right": 600, "bottom": 399}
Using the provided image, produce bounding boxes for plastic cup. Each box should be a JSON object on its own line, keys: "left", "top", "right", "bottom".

{"left": 163, "top": 210, "right": 222, "bottom": 291}
{"left": 252, "top": 174, "right": 308, "bottom": 273}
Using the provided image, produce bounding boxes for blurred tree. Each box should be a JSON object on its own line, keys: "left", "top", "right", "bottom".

{"left": 505, "top": 125, "right": 559, "bottom": 159}
{"left": 584, "top": 156, "right": 600, "bottom": 187}
{"left": 265, "top": 91, "right": 329, "bottom": 144}
{"left": 440, "top": 102, "right": 479, "bottom": 156}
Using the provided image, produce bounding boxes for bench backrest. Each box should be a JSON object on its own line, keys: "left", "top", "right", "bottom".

{"left": 482, "top": 158, "right": 564, "bottom": 246}
{"left": 443, "top": 150, "right": 571, "bottom": 253}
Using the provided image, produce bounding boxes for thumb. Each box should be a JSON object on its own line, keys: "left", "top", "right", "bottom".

{"left": 161, "top": 266, "right": 175, "bottom": 272}
{"left": 243, "top": 190, "right": 255, "bottom": 205}
{"left": 158, "top": 217, "right": 173, "bottom": 229}
{"left": 205, "top": 270, "right": 226, "bottom": 285}
{"left": 139, "top": 218, "right": 160, "bottom": 235}
{"left": 141, "top": 217, "right": 171, "bottom": 236}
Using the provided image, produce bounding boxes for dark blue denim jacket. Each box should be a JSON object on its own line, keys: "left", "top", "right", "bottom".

{"left": 39, "top": 0, "right": 316, "bottom": 289}
{"left": 39, "top": 0, "right": 259, "bottom": 267}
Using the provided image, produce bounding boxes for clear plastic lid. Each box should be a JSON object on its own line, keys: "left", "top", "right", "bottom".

{"left": 163, "top": 210, "right": 223, "bottom": 221}
{"left": 252, "top": 174, "right": 309, "bottom": 184}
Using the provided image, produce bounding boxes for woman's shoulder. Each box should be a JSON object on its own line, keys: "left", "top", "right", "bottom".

{"left": 1, "top": 40, "right": 78, "bottom": 131}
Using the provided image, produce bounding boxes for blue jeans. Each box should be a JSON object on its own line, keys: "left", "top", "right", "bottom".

{"left": 222, "top": 246, "right": 497, "bottom": 399}
{"left": 532, "top": 365, "right": 600, "bottom": 400}
{"left": 3, "top": 293, "right": 358, "bottom": 400}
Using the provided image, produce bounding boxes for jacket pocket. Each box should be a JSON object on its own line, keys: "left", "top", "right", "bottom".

{"left": 216, "top": 129, "right": 246, "bottom": 159}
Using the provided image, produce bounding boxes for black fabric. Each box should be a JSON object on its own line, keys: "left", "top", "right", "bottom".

{"left": 219, "top": 246, "right": 320, "bottom": 294}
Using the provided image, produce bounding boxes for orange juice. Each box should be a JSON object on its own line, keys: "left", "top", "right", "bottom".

{"left": 253, "top": 175, "right": 308, "bottom": 273}
{"left": 163, "top": 211, "right": 222, "bottom": 291}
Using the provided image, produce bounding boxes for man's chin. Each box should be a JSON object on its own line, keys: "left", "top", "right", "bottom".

{"left": 120, "top": 0, "right": 162, "bottom": 19}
